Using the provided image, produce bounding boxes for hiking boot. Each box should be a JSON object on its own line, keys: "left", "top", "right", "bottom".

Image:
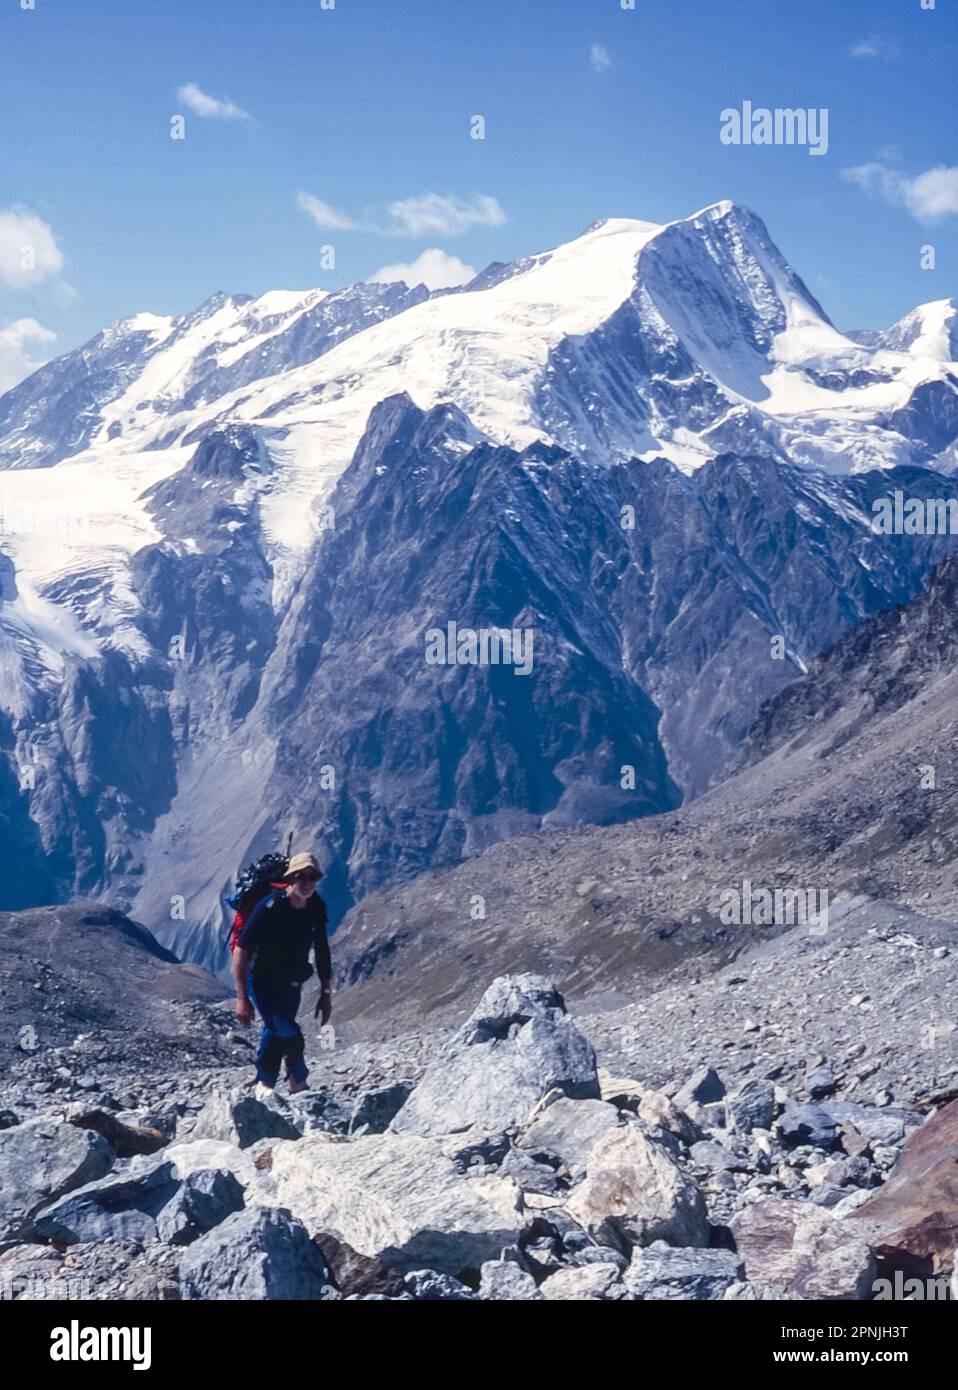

{"left": 288, "top": 1079, "right": 308, "bottom": 1094}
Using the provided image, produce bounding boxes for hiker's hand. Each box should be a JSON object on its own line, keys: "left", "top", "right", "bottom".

{"left": 314, "top": 992, "right": 332, "bottom": 1026}
{"left": 235, "top": 997, "right": 255, "bottom": 1029}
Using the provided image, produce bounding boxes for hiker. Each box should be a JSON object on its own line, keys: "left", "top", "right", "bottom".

{"left": 231, "top": 851, "right": 332, "bottom": 1094}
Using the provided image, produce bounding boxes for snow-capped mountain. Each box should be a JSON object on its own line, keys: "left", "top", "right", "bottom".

{"left": 849, "top": 298, "right": 958, "bottom": 361}
{"left": 1, "top": 200, "right": 957, "bottom": 967}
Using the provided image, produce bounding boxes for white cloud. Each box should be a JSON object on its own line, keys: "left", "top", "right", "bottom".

{"left": 385, "top": 193, "right": 506, "bottom": 237}
{"left": 298, "top": 190, "right": 507, "bottom": 239}
{"left": 901, "top": 166, "right": 958, "bottom": 221}
{"left": 842, "top": 162, "right": 958, "bottom": 223}
{"left": 0, "top": 210, "right": 64, "bottom": 289}
{"left": 176, "top": 83, "right": 249, "bottom": 120}
{"left": 850, "top": 36, "right": 899, "bottom": 61}
{"left": 590, "top": 43, "right": 612, "bottom": 72}
{"left": 368, "top": 247, "right": 475, "bottom": 290}
{"left": 296, "top": 191, "right": 359, "bottom": 231}
{"left": 0, "top": 318, "right": 56, "bottom": 393}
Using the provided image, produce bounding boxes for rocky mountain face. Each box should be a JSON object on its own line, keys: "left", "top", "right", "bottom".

{"left": 328, "top": 548, "right": 958, "bottom": 1041}
{"left": 2, "top": 201, "right": 958, "bottom": 967}
{"left": 5, "top": 394, "right": 958, "bottom": 966}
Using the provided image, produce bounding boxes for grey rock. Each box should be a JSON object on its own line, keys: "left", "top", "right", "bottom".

{"left": 689, "top": 1140, "right": 748, "bottom": 1172}
{"left": 478, "top": 1259, "right": 541, "bottom": 1301}
{"left": 808, "top": 1183, "right": 849, "bottom": 1209}
{"left": 403, "top": 1269, "right": 476, "bottom": 1301}
{"left": 154, "top": 1168, "right": 245, "bottom": 1245}
{"left": 777, "top": 1101, "right": 838, "bottom": 1150}
{"left": 186, "top": 1088, "right": 302, "bottom": 1149}
{"left": 805, "top": 1067, "right": 837, "bottom": 1099}
{"left": 567, "top": 1244, "right": 630, "bottom": 1271}
{"left": 517, "top": 1096, "right": 620, "bottom": 1176}
{"left": 624, "top": 1242, "right": 746, "bottom": 1300}
{"left": 831, "top": 1188, "right": 877, "bottom": 1219}
{"left": 819, "top": 1102, "right": 911, "bottom": 1148}
{"left": 728, "top": 1080, "right": 775, "bottom": 1134}
{"left": 539, "top": 1263, "right": 624, "bottom": 1301}
{"left": 348, "top": 1083, "right": 413, "bottom": 1136}
{"left": 33, "top": 1161, "right": 180, "bottom": 1245}
{"left": 180, "top": 1206, "right": 332, "bottom": 1300}
{"left": 674, "top": 1067, "right": 726, "bottom": 1111}
{"left": 284, "top": 1091, "right": 352, "bottom": 1137}
{"left": 498, "top": 1147, "right": 563, "bottom": 1194}
{"left": 390, "top": 975, "right": 599, "bottom": 1138}
{"left": 0, "top": 1117, "right": 115, "bottom": 1242}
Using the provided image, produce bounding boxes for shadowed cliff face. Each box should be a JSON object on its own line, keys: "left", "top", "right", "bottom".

{"left": 329, "top": 552, "right": 958, "bottom": 1041}
{"left": 3, "top": 395, "right": 958, "bottom": 970}
{"left": 255, "top": 398, "right": 958, "bottom": 918}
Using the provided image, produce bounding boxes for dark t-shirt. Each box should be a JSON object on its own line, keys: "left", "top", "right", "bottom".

{"left": 237, "top": 890, "right": 331, "bottom": 986}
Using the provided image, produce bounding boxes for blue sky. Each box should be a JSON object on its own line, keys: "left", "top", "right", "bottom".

{"left": 0, "top": 0, "right": 955, "bottom": 386}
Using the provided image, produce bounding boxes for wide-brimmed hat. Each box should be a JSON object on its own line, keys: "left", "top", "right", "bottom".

{"left": 284, "top": 851, "right": 323, "bottom": 880}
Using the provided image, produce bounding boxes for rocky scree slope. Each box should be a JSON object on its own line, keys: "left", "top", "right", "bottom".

{"left": 1, "top": 973, "right": 955, "bottom": 1302}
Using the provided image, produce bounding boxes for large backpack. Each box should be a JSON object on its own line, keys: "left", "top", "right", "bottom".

{"left": 226, "top": 840, "right": 292, "bottom": 952}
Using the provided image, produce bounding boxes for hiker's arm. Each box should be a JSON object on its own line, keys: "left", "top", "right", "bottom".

{"left": 313, "top": 903, "right": 332, "bottom": 1022}
{"left": 232, "top": 947, "right": 255, "bottom": 1027}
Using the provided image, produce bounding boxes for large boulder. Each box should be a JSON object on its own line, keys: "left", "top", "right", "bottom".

{"left": 623, "top": 1242, "right": 745, "bottom": 1300}
{"left": 517, "top": 1097, "right": 620, "bottom": 1176}
{"left": 186, "top": 1089, "right": 301, "bottom": 1149}
{"left": 179, "top": 1206, "right": 332, "bottom": 1300}
{"left": 145, "top": 1138, "right": 260, "bottom": 1191}
{"left": 727, "top": 1080, "right": 776, "bottom": 1135}
{"left": 33, "top": 1161, "right": 181, "bottom": 1245}
{"left": 822, "top": 1101, "right": 916, "bottom": 1150}
{"left": 269, "top": 1130, "right": 522, "bottom": 1276}
{"left": 65, "top": 1105, "right": 167, "bottom": 1157}
{"left": 844, "top": 1097, "right": 958, "bottom": 1276}
{"left": 673, "top": 1067, "right": 725, "bottom": 1112}
{"left": 0, "top": 1117, "right": 114, "bottom": 1242}
{"left": 349, "top": 1084, "right": 413, "bottom": 1136}
{"left": 390, "top": 975, "right": 599, "bottom": 1137}
{"left": 539, "top": 1263, "right": 624, "bottom": 1301}
{"left": 565, "top": 1124, "right": 709, "bottom": 1251}
{"left": 478, "top": 1259, "right": 541, "bottom": 1300}
{"left": 731, "top": 1198, "right": 876, "bottom": 1299}
{"left": 777, "top": 1101, "right": 838, "bottom": 1149}
{"left": 154, "top": 1169, "right": 246, "bottom": 1245}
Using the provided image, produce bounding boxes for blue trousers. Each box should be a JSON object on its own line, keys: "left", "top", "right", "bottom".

{"left": 248, "top": 976, "right": 308, "bottom": 1087}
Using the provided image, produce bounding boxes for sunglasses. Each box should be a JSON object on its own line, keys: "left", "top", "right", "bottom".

{"left": 289, "top": 871, "right": 320, "bottom": 883}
